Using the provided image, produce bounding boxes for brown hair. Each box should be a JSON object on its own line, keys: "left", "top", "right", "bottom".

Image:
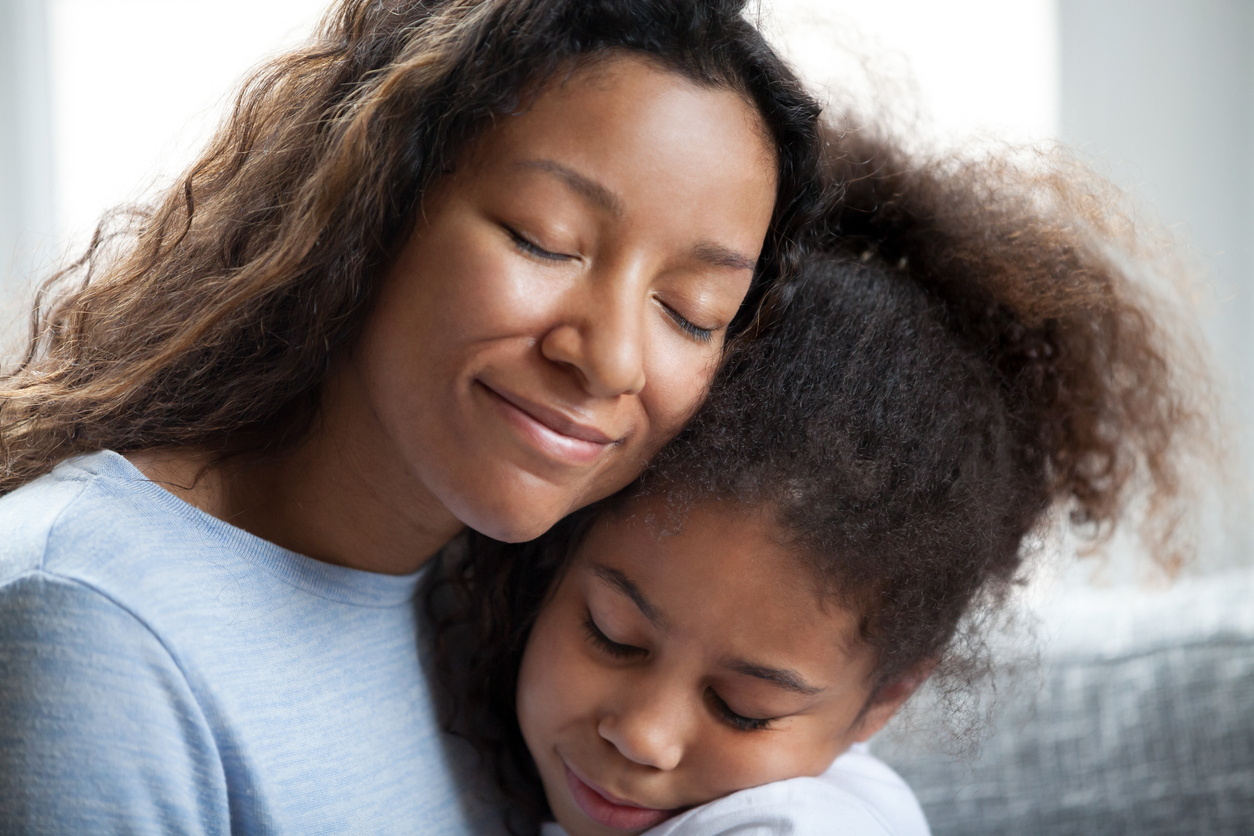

{"left": 427, "top": 123, "right": 1214, "bottom": 833}
{"left": 0, "top": 0, "right": 823, "bottom": 492}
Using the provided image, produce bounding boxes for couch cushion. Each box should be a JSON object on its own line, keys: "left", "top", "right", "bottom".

{"left": 872, "top": 570, "right": 1254, "bottom": 835}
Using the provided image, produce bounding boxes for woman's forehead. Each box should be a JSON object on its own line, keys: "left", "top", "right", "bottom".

{"left": 460, "top": 53, "right": 776, "bottom": 185}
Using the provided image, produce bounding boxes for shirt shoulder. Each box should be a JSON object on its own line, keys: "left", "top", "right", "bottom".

{"left": 0, "top": 571, "right": 229, "bottom": 834}
{"left": 0, "top": 450, "right": 198, "bottom": 581}
{"left": 643, "top": 746, "right": 930, "bottom": 836}
{"left": 822, "top": 744, "right": 931, "bottom": 836}
{"left": 0, "top": 455, "right": 95, "bottom": 577}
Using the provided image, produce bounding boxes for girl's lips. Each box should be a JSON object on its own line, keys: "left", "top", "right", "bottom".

{"left": 477, "top": 382, "right": 615, "bottom": 466}
{"left": 563, "top": 763, "right": 675, "bottom": 831}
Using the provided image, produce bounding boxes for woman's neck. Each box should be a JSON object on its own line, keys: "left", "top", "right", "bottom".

{"left": 125, "top": 410, "right": 464, "bottom": 577}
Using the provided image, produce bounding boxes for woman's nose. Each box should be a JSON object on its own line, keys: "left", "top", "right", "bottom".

{"left": 596, "top": 687, "right": 689, "bottom": 772}
{"left": 540, "top": 263, "right": 648, "bottom": 399}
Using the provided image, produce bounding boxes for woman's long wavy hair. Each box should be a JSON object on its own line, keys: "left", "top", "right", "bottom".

{"left": 0, "top": 0, "right": 823, "bottom": 492}
{"left": 427, "top": 122, "right": 1217, "bottom": 834}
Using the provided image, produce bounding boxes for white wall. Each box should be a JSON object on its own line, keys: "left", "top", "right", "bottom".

{"left": 770, "top": 0, "right": 1058, "bottom": 146}
{"left": 37, "top": 0, "right": 1059, "bottom": 255}
{"left": 0, "top": 0, "right": 54, "bottom": 329}
{"left": 48, "top": 0, "right": 327, "bottom": 246}
{"left": 1059, "top": 0, "right": 1254, "bottom": 568}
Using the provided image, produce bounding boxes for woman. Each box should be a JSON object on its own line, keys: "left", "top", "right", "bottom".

{"left": 0, "top": 1, "right": 821, "bottom": 832}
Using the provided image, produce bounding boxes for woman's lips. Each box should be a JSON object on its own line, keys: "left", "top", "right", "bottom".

{"left": 563, "top": 763, "right": 675, "bottom": 831}
{"left": 478, "top": 382, "right": 618, "bottom": 466}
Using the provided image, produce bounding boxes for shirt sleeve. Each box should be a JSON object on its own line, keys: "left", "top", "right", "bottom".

{"left": 643, "top": 776, "right": 897, "bottom": 836}
{"left": 0, "top": 572, "right": 230, "bottom": 835}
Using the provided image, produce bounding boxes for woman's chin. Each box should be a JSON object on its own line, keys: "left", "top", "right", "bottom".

{"left": 448, "top": 489, "right": 571, "bottom": 544}
{"left": 441, "top": 461, "right": 628, "bottom": 543}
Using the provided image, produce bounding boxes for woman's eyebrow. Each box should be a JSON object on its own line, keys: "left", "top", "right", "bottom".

{"left": 690, "top": 241, "right": 758, "bottom": 272}
{"left": 725, "top": 660, "right": 823, "bottom": 696}
{"left": 512, "top": 160, "right": 757, "bottom": 273}
{"left": 591, "top": 564, "right": 665, "bottom": 628}
{"left": 513, "top": 159, "right": 623, "bottom": 216}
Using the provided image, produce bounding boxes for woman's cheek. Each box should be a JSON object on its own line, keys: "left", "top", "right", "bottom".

{"left": 641, "top": 332, "right": 722, "bottom": 445}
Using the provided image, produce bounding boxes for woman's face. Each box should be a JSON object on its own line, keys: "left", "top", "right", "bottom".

{"left": 347, "top": 55, "right": 778, "bottom": 541}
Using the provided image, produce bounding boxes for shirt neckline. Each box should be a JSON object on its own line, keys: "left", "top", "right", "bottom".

{"left": 58, "top": 450, "right": 430, "bottom": 607}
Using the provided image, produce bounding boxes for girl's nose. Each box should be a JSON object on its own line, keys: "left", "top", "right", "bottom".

{"left": 596, "top": 688, "right": 689, "bottom": 772}
{"left": 540, "top": 262, "right": 648, "bottom": 399}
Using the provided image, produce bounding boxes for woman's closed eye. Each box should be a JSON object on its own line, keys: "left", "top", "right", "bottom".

{"left": 583, "top": 613, "right": 647, "bottom": 660}
{"left": 504, "top": 225, "right": 576, "bottom": 262}
{"left": 658, "top": 300, "right": 715, "bottom": 343}
{"left": 705, "top": 688, "right": 775, "bottom": 732}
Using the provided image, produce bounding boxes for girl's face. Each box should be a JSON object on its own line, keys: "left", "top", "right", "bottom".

{"left": 517, "top": 502, "right": 904, "bottom": 836}
{"left": 342, "top": 55, "right": 778, "bottom": 543}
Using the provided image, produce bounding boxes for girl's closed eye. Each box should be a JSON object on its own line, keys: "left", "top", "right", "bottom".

{"left": 583, "top": 612, "right": 646, "bottom": 660}
{"left": 705, "top": 688, "right": 775, "bottom": 732}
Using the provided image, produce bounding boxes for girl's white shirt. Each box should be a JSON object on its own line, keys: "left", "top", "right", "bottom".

{"left": 540, "top": 743, "right": 931, "bottom": 836}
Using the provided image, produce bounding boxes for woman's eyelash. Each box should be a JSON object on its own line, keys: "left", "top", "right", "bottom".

{"left": 661, "top": 303, "right": 715, "bottom": 343}
{"left": 505, "top": 226, "right": 570, "bottom": 262}
{"left": 583, "top": 614, "right": 646, "bottom": 660}
{"left": 706, "top": 689, "right": 773, "bottom": 732}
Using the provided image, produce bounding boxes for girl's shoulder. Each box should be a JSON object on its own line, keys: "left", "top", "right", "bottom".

{"left": 644, "top": 744, "right": 930, "bottom": 836}
{"left": 541, "top": 745, "right": 930, "bottom": 836}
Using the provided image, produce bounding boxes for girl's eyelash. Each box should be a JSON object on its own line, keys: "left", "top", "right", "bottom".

{"left": 583, "top": 614, "right": 646, "bottom": 660}
{"left": 583, "top": 612, "right": 772, "bottom": 731}
{"left": 505, "top": 226, "right": 570, "bottom": 262}
{"left": 661, "top": 302, "right": 715, "bottom": 344}
{"left": 706, "top": 689, "right": 774, "bottom": 732}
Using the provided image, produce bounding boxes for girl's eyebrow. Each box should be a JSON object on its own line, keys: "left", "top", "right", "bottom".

{"left": 724, "top": 660, "right": 823, "bottom": 696}
{"left": 591, "top": 564, "right": 665, "bottom": 628}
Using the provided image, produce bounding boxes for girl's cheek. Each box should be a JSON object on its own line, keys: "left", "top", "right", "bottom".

{"left": 703, "top": 725, "right": 845, "bottom": 798}
{"left": 518, "top": 601, "right": 592, "bottom": 736}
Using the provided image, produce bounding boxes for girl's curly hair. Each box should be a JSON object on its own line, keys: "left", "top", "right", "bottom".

{"left": 427, "top": 124, "right": 1212, "bottom": 834}
{"left": 0, "top": 0, "right": 822, "bottom": 492}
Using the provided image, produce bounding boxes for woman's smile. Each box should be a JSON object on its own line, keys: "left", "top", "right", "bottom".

{"left": 475, "top": 380, "right": 621, "bottom": 467}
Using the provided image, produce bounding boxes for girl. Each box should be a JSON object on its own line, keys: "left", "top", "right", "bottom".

{"left": 430, "top": 129, "right": 1206, "bottom": 835}
{"left": 0, "top": 1, "right": 823, "bottom": 832}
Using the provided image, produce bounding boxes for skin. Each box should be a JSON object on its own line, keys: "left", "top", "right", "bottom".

{"left": 130, "top": 55, "right": 777, "bottom": 574}
{"left": 517, "top": 501, "right": 919, "bottom": 836}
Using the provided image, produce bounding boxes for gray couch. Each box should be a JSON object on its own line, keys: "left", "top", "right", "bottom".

{"left": 872, "top": 569, "right": 1254, "bottom": 835}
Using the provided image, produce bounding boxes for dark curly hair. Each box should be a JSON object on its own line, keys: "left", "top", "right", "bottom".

{"left": 0, "top": 0, "right": 822, "bottom": 491}
{"left": 427, "top": 124, "right": 1211, "bottom": 834}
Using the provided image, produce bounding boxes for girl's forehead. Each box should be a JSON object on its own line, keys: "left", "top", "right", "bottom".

{"left": 574, "top": 499, "right": 868, "bottom": 671}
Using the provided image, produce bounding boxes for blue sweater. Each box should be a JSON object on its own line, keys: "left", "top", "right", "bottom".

{"left": 0, "top": 451, "right": 505, "bottom": 834}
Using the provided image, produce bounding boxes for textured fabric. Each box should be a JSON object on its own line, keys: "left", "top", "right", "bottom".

{"left": 0, "top": 451, "right": 507, "bottom": 835}
{"left": 873, "top": 572, "right": 1254, "bottom": 836}
{"left": 540, "top": 744, "right": 931, "bottom": 836}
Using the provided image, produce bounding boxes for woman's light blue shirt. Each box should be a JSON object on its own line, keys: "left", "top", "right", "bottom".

{"left": 0, "top": 451, "right": 505, "bottom": 834}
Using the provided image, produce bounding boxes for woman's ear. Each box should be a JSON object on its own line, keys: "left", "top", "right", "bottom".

{"left": 851, "top": 658, "right": 936, "bottom": 743}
